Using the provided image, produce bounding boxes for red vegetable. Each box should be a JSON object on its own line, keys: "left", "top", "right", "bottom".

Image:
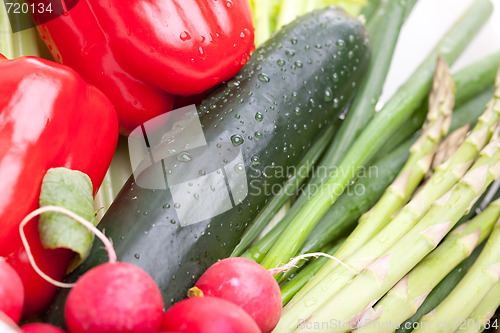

{"left": 31, "top": 0, "right": 255, "bottom": 133}
{"left": 0, "top": 54, "right": 118, "bottom": 317}
{"left": 161, "top": 297, "right": 260, "bottom": 333}
{"left": 65, "top": 262, "right": 164, "bottom": 333}
{"left": 0, "top": 258, "right": 23, "bottom": 323}
{"left": 193, "top": 257, "right": 281, "bottom": 333}
{"left": 20, "top": 323, "right": 67, "bottom": 333}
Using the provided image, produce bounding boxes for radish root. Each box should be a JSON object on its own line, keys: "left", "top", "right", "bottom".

{"left": 267, "top": 252, "right": 356, "bottom": 276}
{"left": 19, "top": 205, "right": 117, "bottom": 288}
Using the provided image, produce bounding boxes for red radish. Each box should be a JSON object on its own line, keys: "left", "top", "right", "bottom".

{"left": 0, "top": 257, "right": 24, "bottom": 323}
{"left": 161, "top": 297, "right": 260, "bottom": 333}
{"left": 65, "top": 262, "right": 164, "bottom": 333}
{"left": 192, "top": 257, "right": 281, "bottom": 333}
{"left": 20, "top": 323, "right": 67, "bottom": 333}
{"left": 19, "top": 206, "right": 164, "bottom": 333}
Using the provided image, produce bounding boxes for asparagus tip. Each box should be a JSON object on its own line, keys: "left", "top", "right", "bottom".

{"left": 427, "top": 55, "right": 455, "bottom": 123}
{"left": 432, "top": 124, "right": 470, "bottom": 170}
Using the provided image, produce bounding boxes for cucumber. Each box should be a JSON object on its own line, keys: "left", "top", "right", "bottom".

{"left": 45, "top": 6, "right": 370, "bottom": 322}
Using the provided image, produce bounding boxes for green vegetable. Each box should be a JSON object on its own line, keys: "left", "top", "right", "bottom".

{"left": 378, "top": 51, "right": 500, "bottom": 158}
{"left": 276, "top": 0, "right": 367, "bottom": 29}
{"left": 242, "top": 52, "right": 500, "bottom": 263}
{"left": 230, "top": 123, "right": 339, "bottom": 257}
{"left": 297, "top": 57, "right": 455, "bottom": 293}
{"left": 396, "top": 244, "right": 483, "bottom": 333}
{"left": 306, "top": 132, "right": 500, "bottom": 331}
{"left": 461, "top": 281, "right": 500, "bottom": 333}
{"left": 250, "top": 0, "right": 280, "bottom": 46}
{"left": 261, "top": 0, "right": 493, "bottom": 271}
{"left": 0, "top": 1, "right": 45, "bottom": 58}
{"left": 396, "top": 181, "right": 500, "bottom": 333}
{"left": 338, "top": 56, "right": 454, "bottom": 262}
{"left": 240, "top": 0, "right": 414, "bottom": 261}
{"left": 359, "top": 0, "right": 380, "bottom": 22}
{"left": 357, "top": 198, "right": 500, "bottom": 333}
{"left": 38, "top": 168, "right": 96, "bottom": 271}
{"left": 413, "top": 202, "right": 500, "bottom": 333}
{"left": 278, "top": 64, "right": 500, "bottom": 331}
{"left": 280, "top": 240, "right": 345, "bottom": 305}
{"left": 44, "top": 7, "right": 371, "bottom": 324}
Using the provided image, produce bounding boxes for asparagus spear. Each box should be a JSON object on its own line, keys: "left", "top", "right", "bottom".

{"left": 279, "top": 64, "right": 500, "bottom": 332}
{"left": 356, "top": 198, "right": 500, "bottom": 333}
{"left": 396, "top": 182, "right": 500, "bottom": 333}
{"left": 261, "top": 0, "right": 493, "bottom": 271}
{"left": 304, "top": 132, "right": 500, "bottom": 333}
{"left": 413, "top": 214, "right": 500, "bottom": 333}
{"left": 396, "top": 244, "right": 484, "bottom": 333}
{"left": 430, "top": 124, "right": 470, "bottom": 175}
{"left": 459, "top": 282, "right": 500, "bottom": 333}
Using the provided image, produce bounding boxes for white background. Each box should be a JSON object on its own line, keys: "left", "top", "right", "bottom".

{"left": 380, "top": 0, "right": 500, "bottom": 105}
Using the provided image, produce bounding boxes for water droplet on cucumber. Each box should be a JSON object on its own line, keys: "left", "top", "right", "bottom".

{"left": 231, "top": 134, "right": 245, "bottom": 146}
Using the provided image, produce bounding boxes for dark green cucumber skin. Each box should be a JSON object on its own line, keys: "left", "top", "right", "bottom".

{"left": 45, "top": 7, "right": 370, "bottom": 322}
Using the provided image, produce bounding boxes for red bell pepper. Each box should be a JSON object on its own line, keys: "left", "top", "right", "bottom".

{"left": 31, "top": 0, "right": 255, "bottom": 134}
{"left": 0, "top": 54, "right": 118, "bottom": 318}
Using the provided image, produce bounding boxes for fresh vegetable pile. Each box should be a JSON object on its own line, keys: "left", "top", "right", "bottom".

{"left": 1, "top": 0, "right": 500, "bottom": 332}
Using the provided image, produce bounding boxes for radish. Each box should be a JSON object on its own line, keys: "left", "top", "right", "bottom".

{"left": 20, "top": 323, "right": 67, "bottom": 333}
{"left": 65, "top": 262, "right": 164, "bottom": 333}
{"left": 19, "top": 206, "right": 164, "bottom": 333}
{"left": 191, "top": 257, "right": 281, "bottom": 333}
{"left": 0, "top": 257, "right": 24, "bottom": 323}
{"left": 161, "top": 296, "right": 260, "bottom": 333}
